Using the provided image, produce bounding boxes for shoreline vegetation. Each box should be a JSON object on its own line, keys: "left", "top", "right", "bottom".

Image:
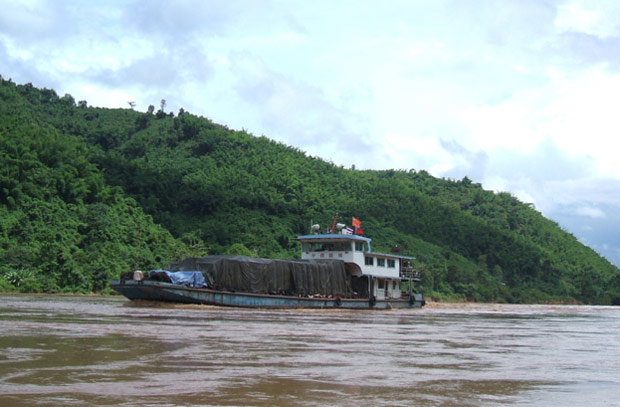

{"left": 2, "top": 77, "right": 620, "bottom": 305}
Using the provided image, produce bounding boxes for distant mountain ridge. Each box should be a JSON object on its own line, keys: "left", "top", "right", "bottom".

{"left": 1, "top": 76, "right": 618, "bottom": 304}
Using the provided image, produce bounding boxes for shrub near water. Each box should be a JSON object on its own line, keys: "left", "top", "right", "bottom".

{"left": 0, "top": 276, "right": 15, "bottom": 292}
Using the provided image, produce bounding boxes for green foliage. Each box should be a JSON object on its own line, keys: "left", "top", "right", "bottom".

{"left": 0, "top": 276, "right": 14, "bottom": 292}
{"left": 225, "top": 243, "right": 258, "bottom": 257}
{"left": 1, "top": 76, "right": 619, "bottom": 303}
{"left": 0, "top": 77, "right": 189, "bottom": 293}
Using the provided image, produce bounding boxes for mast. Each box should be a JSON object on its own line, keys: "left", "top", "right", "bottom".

{"left": 330, "top": 213, "right": 339, "bottom": 234}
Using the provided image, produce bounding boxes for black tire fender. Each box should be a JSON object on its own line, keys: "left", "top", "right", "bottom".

{"left": 369, "top": 295, "right": 376, "bottom": 307}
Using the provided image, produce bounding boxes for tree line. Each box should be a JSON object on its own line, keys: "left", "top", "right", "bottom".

{"left": 1, "top": 76, "right": 618, "bottom": 304}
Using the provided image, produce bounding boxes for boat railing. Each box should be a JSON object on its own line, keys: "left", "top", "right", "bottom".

{"left": 400, "top": 266, "right": 421, "bottom": 281}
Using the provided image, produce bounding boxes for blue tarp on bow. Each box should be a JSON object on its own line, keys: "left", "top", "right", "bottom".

{"left": 147, "top": 270, "right": 208, "bottom": 288}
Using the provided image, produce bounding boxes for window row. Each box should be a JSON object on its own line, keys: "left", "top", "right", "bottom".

{"left": 302, "top": 241, "right": 367, "bottom": 252}
{"left": 364, "top": 257, "right": 396, "bottom": 268}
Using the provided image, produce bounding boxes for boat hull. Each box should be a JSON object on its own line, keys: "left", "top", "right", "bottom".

{"left": 110, "top": 280, "right": 425, "bottom": 309}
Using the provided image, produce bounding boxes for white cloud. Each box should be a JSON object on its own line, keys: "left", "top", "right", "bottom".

{"left": 0, "top": 0, "right": 65, "bottom": 39}
{"left": 555, "top": 1, "right": 620, "bottom": 39}
{"left": 457, "top": 90, "right": 548, "bottom": 154}
{"left": 456, "top": 66, "right": 620, "bottom": 175}
{"left": 70, "top": 83, "right": 136, "bottom": 109}
{"left": 574, "top": 206, "right": 606, "bottom": 219}
{"left": 541, "top": 68, "right": 620, "bottom": 177}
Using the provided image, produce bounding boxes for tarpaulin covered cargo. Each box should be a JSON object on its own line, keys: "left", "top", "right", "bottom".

{"left": 147, "top": 270, "right": 208, "bottom": 288}
{"left": 169, "top": 255, "right": 352, "bottom": 297}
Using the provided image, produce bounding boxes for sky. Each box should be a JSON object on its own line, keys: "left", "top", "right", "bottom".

{"left": 1, "top": 0, "right": 620, "bottom": 266}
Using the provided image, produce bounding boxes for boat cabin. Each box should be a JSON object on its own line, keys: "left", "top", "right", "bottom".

{"left": 296, "top": 232, "right": 416, "bottom": 301}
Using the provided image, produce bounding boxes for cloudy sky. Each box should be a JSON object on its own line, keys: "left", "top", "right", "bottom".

{"left": 2, "top": 0, "right": 620, "bottom": 265}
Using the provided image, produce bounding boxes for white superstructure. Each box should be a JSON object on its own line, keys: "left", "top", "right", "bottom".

{"left": 296, "top": 232, "right": 416, "bottom": 300}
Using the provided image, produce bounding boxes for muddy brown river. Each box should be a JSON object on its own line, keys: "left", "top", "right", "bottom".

{"left": 0, "top": 295, "right": 619, "bottom": 406}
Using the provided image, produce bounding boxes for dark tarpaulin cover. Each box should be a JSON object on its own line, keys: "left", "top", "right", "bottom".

{"left": 169, "top": 255, "right": 352, "bottom": 297}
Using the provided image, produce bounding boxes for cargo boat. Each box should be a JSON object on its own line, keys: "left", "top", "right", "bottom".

{"left": 110, "top": 218, "right": 425, "bottom": 309}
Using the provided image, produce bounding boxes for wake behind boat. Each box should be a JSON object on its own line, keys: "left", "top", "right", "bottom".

{"left": 110, "top": 217, "right": 425, "bottom": 309}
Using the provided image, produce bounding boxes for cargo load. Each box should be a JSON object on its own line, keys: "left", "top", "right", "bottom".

{"left": 169, "top": 255, "right": 352, "bottom": 297}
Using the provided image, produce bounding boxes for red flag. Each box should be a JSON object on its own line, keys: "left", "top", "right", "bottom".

{"left": 352, "top": 217, "right": 361, "bottom": 228}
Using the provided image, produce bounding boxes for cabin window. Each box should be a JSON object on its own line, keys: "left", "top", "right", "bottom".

{"left": 310, "top": 242, "right": 351, "bottom": 252}
{"left": 387, "top": 259, "right": 395, "bottom": 268}
{"left": 378, "top": 280, "right": 384, "bottom": 289}
{"left": 377, "top": 258, "right": 385, "bottom": 267}
{"left": 355, "top": 242, "right": 364, "bottom": 252}
{"left": 365, "top": 256, "right": 374, "bottom": 266}
{"left": 393, "top": 281, "right": 397, "bottom": 290}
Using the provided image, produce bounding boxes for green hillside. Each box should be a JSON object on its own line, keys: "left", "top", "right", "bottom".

{"left": 1, "top": 76, "right": 619, "bottom": 304}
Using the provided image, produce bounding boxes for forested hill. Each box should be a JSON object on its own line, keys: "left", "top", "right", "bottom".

{"left": 1, "top": 77, "right": 619, "bottom": 304}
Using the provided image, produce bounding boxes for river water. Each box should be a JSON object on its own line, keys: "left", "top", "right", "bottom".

{"left": 0, "top": 295, "right": 619, "bottom": 407}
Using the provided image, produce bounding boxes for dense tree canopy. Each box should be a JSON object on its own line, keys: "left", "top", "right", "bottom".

{"left": 1, "top": 76, "right": 618, "bottom": 303}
